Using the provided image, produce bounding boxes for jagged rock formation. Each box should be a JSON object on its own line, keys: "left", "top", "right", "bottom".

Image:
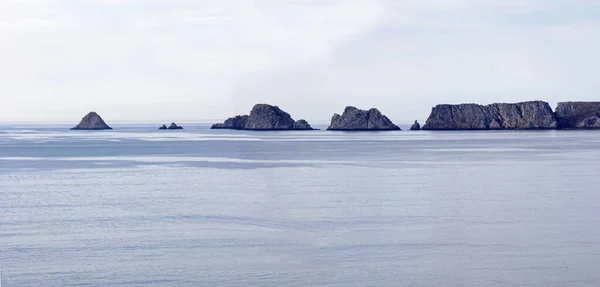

{"left": 159, "top": 124, "right": 168, "bottom": 130}
{"left": 71, "top": 112, "right": 112, "bottom": 130}
{"left": 410, "top": 120, "right": 421, "bottom": 131}
{"left": 327, "top": 106, "right": 400, "bottom": 131}
{"left": 168, "top": 123, "right": 183, "bottom": 130}
{"left": 422, "top": 101, "right": 557, "bottom": 130}
{"left": 555, "top": 102, "right": 600, "bottom": 129}
{"left": 211, "top": 104, "right": 314, "bottom": 130}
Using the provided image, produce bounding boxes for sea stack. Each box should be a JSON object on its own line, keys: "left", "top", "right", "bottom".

{"left": 71, "top": 112, "right": 112, "bottom": 130}
{"left": 159, "top": 125, "right": 168, "bottom": 130}
{"left": 410, "top": 120, "right": 421, "bottom": 131}
{"left": 168, "top": 123, "right": 183, "bottom": 130}
{"left": 422, "top": 101, "right": 557, "bottom": 130}
{"left": 555, "top": 102, "right": 600, "bottom": 129}
{"left": 211, "top": 104, "right": 315, "bottom": 130}
{"left": 327, "top": 106, "right": 400, "bottom": 131}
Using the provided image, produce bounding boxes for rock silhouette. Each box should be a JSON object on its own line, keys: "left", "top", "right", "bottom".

{"left": 422, "top": 101, "right": 557, "bottom": 130}
{"left": 211, "top": 104, "right": 314, "bottom": 130}
{"left": 410, "top": 120, "right": 421, "bottom": 131}
{"left": 158, "top": 125, "right": 168, "bottom": 130}
{"left": 327, "top": 106, "right": 400, "bottom": 131}
{"left": 71, "top": 112, "right": 112, "bottom": 130}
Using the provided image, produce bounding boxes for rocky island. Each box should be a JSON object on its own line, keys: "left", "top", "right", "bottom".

{"left": 327, "top": 106, "right": 400, "bottom": 131}
{"left": 71, "top": 112, "right": 112, "bottom": 130}
{"left": 159, "top": 123, "right": 183, "bottom": 130}
{"left": 422, "top": 101, "right": 557, "bottom": 130}
{"left": 211, "top": 104, "right": 315, "bottom": 130}
{"left": 555, "top": 102, "right": 600, "bottom": 129}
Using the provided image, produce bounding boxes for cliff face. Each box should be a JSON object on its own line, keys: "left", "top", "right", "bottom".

{"left": 422, "top": 101, "right": 557, "bottom": 130}
{"left": 555, "top": 102, "right": 600, "bottom": 129}
{"left": 71, "top": 112, "right": 112, "bottom": 130}
{"left": 211, "top": 104, "right": 314, "bottom": 130}
{"left": 327, "top": 106, "right": 400, "bottom": 131}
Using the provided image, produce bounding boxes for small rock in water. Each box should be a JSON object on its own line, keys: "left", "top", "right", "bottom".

{"left": 158, "top": 124, "right": 168, "bottom": 130}
{"left": 71, "top": 112, "right": 112, "bottom": 130}
{"left": 410, "top": 120, "right": 421, "bottom": 131}
{"left": 168, "top": 123, "right": 183, "bottom": 130}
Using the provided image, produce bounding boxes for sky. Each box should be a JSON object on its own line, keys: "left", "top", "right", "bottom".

{"left": 1, "top": 0, "right": 599, "bottom": 123}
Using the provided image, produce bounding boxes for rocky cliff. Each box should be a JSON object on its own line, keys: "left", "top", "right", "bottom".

{"left": 422, "top": 101, "right": 557, "bottom": 130}
{"left": 555, "top": 102, "right": 600, "bottom": 129}
{"left": 327, "top": 106, "right": 400, "bottom": 131}
{"left": 211, "top": 104, "right": 314, "bottom": 130}
{"left": 71, "top": 112, "right": 112, "bottom": 130}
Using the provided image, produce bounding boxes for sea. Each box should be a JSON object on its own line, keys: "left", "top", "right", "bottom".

{"left": 1, "top": 123, "right": 600, "bottom": 287}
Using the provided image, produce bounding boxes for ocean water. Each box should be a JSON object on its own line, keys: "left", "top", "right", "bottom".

{"left": 1, "top": 124, "right": 600, "bottom": 287}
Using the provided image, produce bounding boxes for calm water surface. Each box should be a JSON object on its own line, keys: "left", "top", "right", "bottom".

{"left": 1, "top": 124, "right": 600, "bottom": 286}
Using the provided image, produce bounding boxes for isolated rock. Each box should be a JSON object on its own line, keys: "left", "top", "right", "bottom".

{"left": 211, "top": 104, "right": 314, "bottom": 130}
{"left": 168, "top": 123, "right": 183, "bottom": 130}
{"left": 410, "top": 120, "right": 421, "bottom": 131}
{"left": 422, "top": 101, "right": 557, "bottom": 130}
{"left": 158, "top": 124, "right": 168, "bottom": 130}
{"left": 327, "top": 106, "right": 400, "bottom": 131}
{"left": 555, "top": 102, "right": 600, "bottom": 129}
{"left": 71, "top": 112, "right": 112, "bottom": 130}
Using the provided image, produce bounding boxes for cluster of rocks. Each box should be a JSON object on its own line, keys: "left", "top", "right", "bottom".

{"left": 70, "top": 101, "right": 600, "bottom": 132}
{"left": 159, "top": 123, "right": 183, "bottom": 130}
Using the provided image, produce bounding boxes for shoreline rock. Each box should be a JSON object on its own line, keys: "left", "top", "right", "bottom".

{"left": 71, "top": 112, "right": 112, "bottom": 130}
{"left": 327, "top": 106, "right": 400, "bottom": 131}
{"left": 555, "top": 102, "right": 600, "bottom": 129}
{"left": 168, "top": 123, "right": 183, "bottom": 130}
{"left": 211, "top": 104, "right": 315, "bottom": 130}
{"left": 422, "top": 101, "right": 557, "bottom": 130}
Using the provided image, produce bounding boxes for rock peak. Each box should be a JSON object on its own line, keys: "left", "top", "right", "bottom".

{"left": 328, "top": 106, "right": 400, "bottom": 131}
{"left": 71, "top": 112, "right": 112, "bottom": 130}
{"left": 211, "top": 104, "right": 315, "bottom": 130}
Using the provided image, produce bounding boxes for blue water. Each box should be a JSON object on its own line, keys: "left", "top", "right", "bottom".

{"left": 1, "top": 124, "right": 600, "bottom": 286}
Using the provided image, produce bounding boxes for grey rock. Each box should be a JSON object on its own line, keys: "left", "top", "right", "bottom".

{"left": 158, "top": 125, "right": 168, "bottom": 130}
{"left": 168, "top": 123, "right": 183, "bottom": 130}
{"left": 293, "top": 119, "right": 315, "bottom": 130}
{"left": 410, "top": 120, "right": 421, "bottom": 131}
{"left": 328, "top": 106, "right": 400, "bottom": 131}
{"left": 211, "top": 104, "right": 314, "bottom": 130}
{"left": 71, "top": 112, "right": 112, "bottom": 130}
{"left": 211, "top": 115, "right": 249, "bottom": 130}
{"left": 555, "top": 102, "right": 600, "bottom": 129}
{"left": 422, "top": 101, "right": 557, "bottom": 130}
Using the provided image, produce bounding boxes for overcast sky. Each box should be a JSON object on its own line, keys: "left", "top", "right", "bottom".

{"left": 1, "top": 0, "right": 599, "bottom": 123}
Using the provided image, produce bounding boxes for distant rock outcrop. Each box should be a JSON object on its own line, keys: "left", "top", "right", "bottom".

{"left": 168, "top": 123, "right": 183, "bottom": 130}
{"left": 211, "top": 104, "right": 315, "bottom": 130}
{"left": 71, "top": 112, "right": 112, "bottom": 130}
{"left": 422, "top": 101, "right": 557, "bottom": 130}
{"left": 159, "top": 124, "right": 168, "bottom": 130}
{"left": 327, "top": 106, "right": 400, "bottom": 131}
{"left": 410, "top": 120, "right": 421, "bottom": 131}
{"left": 555, "top": 102, "right": 600, "bottom": 129}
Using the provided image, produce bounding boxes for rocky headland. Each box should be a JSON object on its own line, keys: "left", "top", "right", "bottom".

{"left": 422, "top": 101, "right": 557, "bottom": 130}
{"left": 211, "top": 104, "right": 315, "bottom": 130}
{"left": 555, "top": 102, "right": 600, "bottom": 129}
{"left": 327, "top": 106, "right": 400, "bottom": 131}
{"left": 71, "top": 112, "right": 112, "bottom": 130}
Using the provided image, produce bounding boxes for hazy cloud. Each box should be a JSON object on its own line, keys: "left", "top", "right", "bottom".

{"left": 1, "top": 0, "right": 599, "bottom": 123}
